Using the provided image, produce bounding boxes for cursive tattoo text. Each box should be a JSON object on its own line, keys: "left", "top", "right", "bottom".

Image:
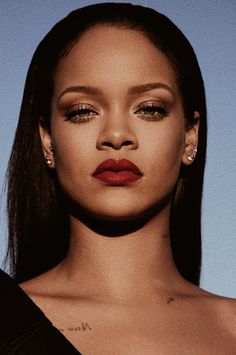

{"left": 59, "top": 322, "right": 92, "bottom": 333}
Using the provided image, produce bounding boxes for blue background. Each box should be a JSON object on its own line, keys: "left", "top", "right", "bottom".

{"left": 0, "top": 0, "right": 236, "bottom": 297}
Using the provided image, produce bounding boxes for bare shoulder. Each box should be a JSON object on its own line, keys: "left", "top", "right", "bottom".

{"left": 210, "top": 293, "right": 236, "bottom": 329}
{"left": 18, "top": 266, "right": 63, "bottom": 307}
{"left": 187, "top": 283, "right": 236, "bottom": 336}
{"left": 197, "top": 286, "right": 236, "bottom": 312}
{"left": 209, "top": 293, "right": 236, "bottom": 341}
{"left": 18, "top": 266, "right": 68, "bottom": 323}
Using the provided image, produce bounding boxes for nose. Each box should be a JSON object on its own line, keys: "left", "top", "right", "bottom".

{"left": 96, "top": 112, "right": 139, "bottom": 151}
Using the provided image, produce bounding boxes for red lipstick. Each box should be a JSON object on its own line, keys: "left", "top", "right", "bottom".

{"left": 92, "top": 159, "right": 143, "bottom": 185}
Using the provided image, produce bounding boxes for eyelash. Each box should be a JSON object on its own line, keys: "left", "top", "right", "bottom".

{"left": 64, "top": 104, "right": 98, "bottom": 123}
{"left": 64, "top": 102, "right": 169, "bottom": 124}
{"left": 134, "top": 102, "right": 169, "bottom": 121}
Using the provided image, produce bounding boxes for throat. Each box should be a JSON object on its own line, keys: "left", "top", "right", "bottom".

{"left": 59, "top": 229, "right": 180, "bottom": 304}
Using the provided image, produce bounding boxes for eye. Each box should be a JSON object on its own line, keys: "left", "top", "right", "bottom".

{"left": 64, "top": 104, "right": 98, "bottom": 123}
{"left": 135, "top": 102, "right": 169, "bottom": 121}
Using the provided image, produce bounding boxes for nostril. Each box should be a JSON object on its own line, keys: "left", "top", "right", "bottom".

{"left": 122, "top": 140, "right": 133, "bottom": 146}
{"left": 103, "top": 140, "right": 133, "bottom": 149}
{"left": 101, "top": 140, "right": 133, "bottom": 149}
{"left": 102, "top": 141, "right": 114, "bottom": 148}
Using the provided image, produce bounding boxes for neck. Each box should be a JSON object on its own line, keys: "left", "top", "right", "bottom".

{"left": 58, "top": 205, "right": 183, "bottom": 303}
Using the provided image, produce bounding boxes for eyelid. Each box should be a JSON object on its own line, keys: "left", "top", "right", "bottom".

{"left": 135, "top": 99, "right": 168, "bottom": 109}
{"left": 65, "top": 102, "right": 98, "bottom": 112}
{"left": 64, "top": 103, "right": 99, "bottom": 123}
{"left": 134, "top": 100, "right": 169, "bottom": 120}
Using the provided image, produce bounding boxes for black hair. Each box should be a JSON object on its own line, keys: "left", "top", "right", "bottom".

{"left": 6, "top": 3, "right": 207, "bottom": 284}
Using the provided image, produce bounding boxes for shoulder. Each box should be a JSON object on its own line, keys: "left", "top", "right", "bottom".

{"left": 191, "top": 285, "right": 236, "bottom": 337}
{"left": 19, "top": 265, "right": 61, "bottom": 297}
{"left": 178, "top": 282, "right": 236, "bottom": 350}
{"left": 18, "top": 266, "right": 72, "bottom": 318}
{"left": 197, "top": 286, "right": 236, "bottom": 313}
{"left": 180, "top": 281, "right": 236, "bottom": 328}
{"left": 212, "top": 294, "right": 236, "bottom": 330}
{"left": 0, "top": 269, "right": 80, "bottom": 354}
{"left": 208, "top": 294, "right": 236, "bottom": 343}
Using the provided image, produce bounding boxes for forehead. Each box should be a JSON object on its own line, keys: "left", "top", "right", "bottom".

{"left": 53, "top": 25, "right": 178, "bottom": 94}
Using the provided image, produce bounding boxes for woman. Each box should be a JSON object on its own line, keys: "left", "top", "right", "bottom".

{"left": 4, "top": 2, "right": 236, "bottom": 353}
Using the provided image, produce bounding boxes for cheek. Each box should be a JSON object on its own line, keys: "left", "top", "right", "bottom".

{"left": 141, "top": 121, "right": 185, "bottom": 189}
{"left": 50, "top": 123, "right": 96, "bottom": 185}
{"left": 143, "top": 120, "right": 185, "bottom": 163}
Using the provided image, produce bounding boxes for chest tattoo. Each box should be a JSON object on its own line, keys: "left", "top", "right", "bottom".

{"left": 58, "top": 322, "right": 92, "bottom": 333}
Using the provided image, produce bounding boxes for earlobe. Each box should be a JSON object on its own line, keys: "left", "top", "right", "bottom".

{"left": 182, "top": 111, "right": 200, "bottom": 165}
{"left": 39, "top": 121, "right": 55, "bottom": 169}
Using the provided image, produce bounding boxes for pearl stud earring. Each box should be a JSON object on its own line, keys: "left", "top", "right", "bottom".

{"left": 187, "top": 154, "right": 195, "bottom": 162}
{"left": 187, "top": 147, "right": 197, "bottom": 162}
{"left": 45, "top": 156, "right": 53, "bottom": 166}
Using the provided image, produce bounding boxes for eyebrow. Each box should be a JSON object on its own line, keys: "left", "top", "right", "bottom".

{"left": 128, "top": 82, "right": 174, "bottom": 96}
{"left": 57, "top": 82, "right": 174, "bottom": 103}
{"left": 57, "top": 86, "right": 101, "bottom": 103}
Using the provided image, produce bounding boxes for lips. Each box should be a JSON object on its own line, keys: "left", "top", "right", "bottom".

{"left": 92, "top": 159, "right": 143, "bottom": 185}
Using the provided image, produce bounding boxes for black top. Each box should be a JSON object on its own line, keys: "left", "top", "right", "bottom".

{"left": 0, "top": 269, "right": 81, "bottom": 354}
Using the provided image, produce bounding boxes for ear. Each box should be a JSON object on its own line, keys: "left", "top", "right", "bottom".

{"left": 39, "top": 120, "right": 55, "bottom": 168}
{"left": 182, "top": 111, "right": 200, "bottom": 165}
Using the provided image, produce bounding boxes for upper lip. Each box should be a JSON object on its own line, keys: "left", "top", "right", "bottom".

{"left": 92, "top": 159, "right": 143, "bottom": 175}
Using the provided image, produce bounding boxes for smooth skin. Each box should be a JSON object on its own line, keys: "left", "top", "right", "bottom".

{"left": 20, "top": 26, "right": 236, "bottom": 354}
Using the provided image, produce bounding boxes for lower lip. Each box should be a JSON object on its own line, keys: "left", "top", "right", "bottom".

{"left": 93, "top": 171, "right": 142, "bottom": 185}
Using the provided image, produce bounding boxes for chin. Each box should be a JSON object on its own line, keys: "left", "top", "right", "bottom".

{"left": 70, "top": 200, "right": 147, "bottom": 222}
{"left": 89, "top": 206, "right": 146, "bottom": 222}
{"left": 67, "top": 188, "right": 172, "bottom": 223}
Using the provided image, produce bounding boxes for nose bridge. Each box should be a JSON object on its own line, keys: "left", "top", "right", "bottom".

{"left": 96, "top": 105, "right": 138, "bottom": 151}
{"left": 105, "top": 105, "right": 128, "bottom": 132}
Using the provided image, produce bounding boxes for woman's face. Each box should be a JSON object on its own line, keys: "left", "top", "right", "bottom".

{"left": 40, "top": 25, "right": 198, "bottom": 221}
